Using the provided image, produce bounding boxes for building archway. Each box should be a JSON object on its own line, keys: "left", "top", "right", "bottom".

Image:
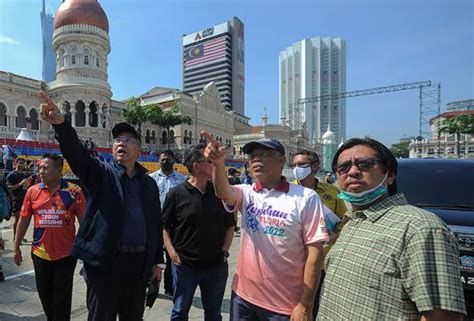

{"left": 89, "top": 101, "right": 98, "bottom": 127}
{"left": 162, "top": 131, "right": 168, "bottom": 146}
{"left": 145, "top": 129, "right": 151, "bottom": 144}
{"left": 0, "top": 102, "right": 7, "bottom": 126}
{"left": 29, "top": 109, "right": 39, "bottom": 130}
{"left": 75, "top": 100, "right": 86, "bottom": 127}
{"left": 16, "top": 106, "right": 27, "bottom": 128}
{"left": 62, "top": 101, "right": 72, "bottom": 124}
{"left": 101, "top": 104, "right": 107, "bottom": 128}
{"left": 184, "top": 129, "right": 188, "bottom": 144}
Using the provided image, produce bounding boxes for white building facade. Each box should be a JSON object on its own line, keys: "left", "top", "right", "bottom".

{"left": 279, "top": 37, "right": 346, "bottom": 144}
{"left": 137, "top": 83, "right": 234, "bottom": 157}
{"left": 409, "top": 109, "right": 474, "bottom": 159}
{"left": 0, "top": 0, "right": 236, "bottom": 154}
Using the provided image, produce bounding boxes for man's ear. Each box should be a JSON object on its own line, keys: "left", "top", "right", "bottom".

{"left": 387, "top": 172, "right": 396, "bottom": 185}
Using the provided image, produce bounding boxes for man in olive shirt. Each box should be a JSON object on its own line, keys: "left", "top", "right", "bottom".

{"left": 291, "top": 150, "right": 347, "bottom": 319}
{"left": 162, "top": 144, "right": 235, "bottom": 320}
{"left": 317, "top": 138, "right": 466, "bottom": 321}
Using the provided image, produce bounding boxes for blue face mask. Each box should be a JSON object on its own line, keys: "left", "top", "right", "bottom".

{"left": 337, "top": 173, "right": 388, "bottom": 206}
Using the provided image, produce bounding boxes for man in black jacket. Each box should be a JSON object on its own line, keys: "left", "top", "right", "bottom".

{"left": 39, "top": 92, "right": 164, "bottom": 321}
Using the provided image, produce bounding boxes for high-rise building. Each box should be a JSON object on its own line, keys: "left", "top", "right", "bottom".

{"left": 40, "top": 0, "right": 56, "bottom": 82}
{"left": 182, "top": 17, "right": 245, "bottom": 115}
{"left": 279, "top": 37, "right": 346, "bottom": 143}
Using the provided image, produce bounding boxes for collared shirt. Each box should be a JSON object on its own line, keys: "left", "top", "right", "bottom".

{"left": 224, "top": 181, "right": 329, "bottom": 315}
{"left": 162, "top": 181, "right": 235, "bottom": 268}
{"left": 314, "top": 181, "right": 347, "bottom": 220}
{"left": 20, "top": 180, "right": 86, "bottom": 261}
{"left": 119, "top": 172, "right": 146, "bottom": 246}
{"left": 318, "top": 194, "right": 466, "bottom": 320}
{"left": 294, "top": 179, "right": 347, "bottom": 256}
{"left": 149, "top": 169, "right": 187, "bottom": 207}
{"left": 314, "top": 181, "right": 347, "bottom": 256}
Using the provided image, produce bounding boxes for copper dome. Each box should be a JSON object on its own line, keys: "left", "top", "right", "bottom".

{"left": 55, "top": 0, "right": 109, "bottom": 33}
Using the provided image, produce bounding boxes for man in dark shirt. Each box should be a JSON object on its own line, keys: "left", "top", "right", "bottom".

{"left": 163, "top": 144, "right": 235, "bottom": 321}
{"left": 6, "top": 157, "right": 28, "bottom": 242}
{"left": 39, "top": 92, "right": 164, "bottom": 321}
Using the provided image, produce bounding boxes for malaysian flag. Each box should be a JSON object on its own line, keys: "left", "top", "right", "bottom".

{"left": 184, "top": 36, "right": 227, "bottom": 69}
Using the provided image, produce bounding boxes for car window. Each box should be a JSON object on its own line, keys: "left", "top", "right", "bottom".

{"left": 397, "top": 162, "right": 474, "bottom": 209}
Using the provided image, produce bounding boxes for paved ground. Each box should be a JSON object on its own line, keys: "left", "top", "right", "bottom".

{"left": 1, "top": 221, "right": 473, "bottom": 321}
{"left": 0, "top": 221, "right": 240, "bottom": 321}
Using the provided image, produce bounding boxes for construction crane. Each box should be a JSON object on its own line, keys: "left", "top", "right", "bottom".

{"left": 287, "top": 80, "right": 441, "bottom": 139}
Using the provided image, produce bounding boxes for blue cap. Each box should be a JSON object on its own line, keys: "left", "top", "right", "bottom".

{"left": 242, "top": 138, "right": 285, "bottom": 156}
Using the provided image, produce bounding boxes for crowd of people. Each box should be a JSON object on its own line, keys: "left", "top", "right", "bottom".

{"left": 0, "top": 91, "right": 467, "bottom": 321}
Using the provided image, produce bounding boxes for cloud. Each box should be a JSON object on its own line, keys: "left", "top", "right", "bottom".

{"left": 0, "top": 35, "right": 20, "bottom": 45}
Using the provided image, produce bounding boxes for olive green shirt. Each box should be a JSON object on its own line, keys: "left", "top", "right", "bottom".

{"left": 317, "top": 194, "right": 466, "bottom": 320}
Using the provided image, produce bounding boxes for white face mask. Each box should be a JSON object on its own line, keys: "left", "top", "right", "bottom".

{"left": 293, "top": 165, "right": 312, "bottom": 181}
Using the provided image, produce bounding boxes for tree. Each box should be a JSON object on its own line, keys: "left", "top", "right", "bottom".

{"left": 390, "top": 140, "right": 410, "bottom": 158}
{"left": 439, "top": 114, "right": 474, "bottom": 158}
{"left": 149, "top": 105, "right": 192, "bottom": 149}
{"left": 122, "top": 97, "right": 149, "bottom": 136}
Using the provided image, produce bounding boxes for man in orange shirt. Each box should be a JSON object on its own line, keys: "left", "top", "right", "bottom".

{"left": 13, "top": 153, "right": 85, "bottom": 321}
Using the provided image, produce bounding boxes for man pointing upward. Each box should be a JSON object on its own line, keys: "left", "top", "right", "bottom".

{"left": 202, "top": 131, "right": 329, "bottom": 321}
{"left": 39, "top": 91, "right": 164, "bottom": 321}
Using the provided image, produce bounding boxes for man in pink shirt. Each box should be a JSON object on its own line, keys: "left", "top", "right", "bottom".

{"left": 203, "top": 132, "right": 329, "bottom": 321}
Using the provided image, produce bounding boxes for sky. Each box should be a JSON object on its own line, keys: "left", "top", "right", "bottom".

{"left": 0, "top": 0, "right": 473, "bottom": 146}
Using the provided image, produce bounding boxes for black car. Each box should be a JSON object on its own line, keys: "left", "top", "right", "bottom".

{"left": 397, "top": 159, "right": 474, "bottom": 308}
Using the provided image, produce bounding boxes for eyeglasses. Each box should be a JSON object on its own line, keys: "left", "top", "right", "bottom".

{"left": 113, "top": 137, "right": 138, "bottom": 145}
{"left": 290, "top": 162, "right": 312, "bottom": 169}
{"left": 248, "top": 150, "right": 280, "bottom": 159}
{"left": 335, "top": 157, "right": 381, "bottom": 175}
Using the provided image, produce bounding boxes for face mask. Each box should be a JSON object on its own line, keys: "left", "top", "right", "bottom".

{"left": 293, "top": 166, "right": 312, "bottom": 181}
{"left": 161, "top": 161, "right": 174, "bottom": 172}
{"left": 337, "top": 173, "right": 388, "bottom": 206}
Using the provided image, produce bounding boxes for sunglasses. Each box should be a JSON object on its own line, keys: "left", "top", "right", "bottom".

{"left": 335, "top": 157, "right": 381, "bottom": 175}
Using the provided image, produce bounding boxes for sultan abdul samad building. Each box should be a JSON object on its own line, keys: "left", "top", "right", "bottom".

{"left": 0, "top": 0, "right": 238, "bottom": 156}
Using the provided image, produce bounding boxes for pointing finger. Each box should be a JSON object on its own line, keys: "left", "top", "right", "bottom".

{"left": 40, "top": 91, "right": 56, "bottom": 107}
{"left": 201, "top": 131, "right": 220, "bottom": 146}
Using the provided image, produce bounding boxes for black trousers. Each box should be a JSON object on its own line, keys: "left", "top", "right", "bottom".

{"left": 31, "top": 254, "right": 77, "bottom": 321}
{"left": 83, "top": 252, "right": 147, "bottom": 321}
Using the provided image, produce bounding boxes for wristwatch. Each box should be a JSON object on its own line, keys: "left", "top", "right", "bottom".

{"left": 154, "top": 263, "right": 166, "bottom": 270}
{"left": 221, "top": 250, "right": 230, "bottom": 259}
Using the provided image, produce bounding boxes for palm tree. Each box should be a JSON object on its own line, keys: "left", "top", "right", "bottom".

{"left": 122, "top": 97, "right": 149, "bottom": 137}
{"left": 439, "top": 114, "right": 474, "bottom": 158}
{"left": 149, "top": 105, "right": 192, "bottom": 149}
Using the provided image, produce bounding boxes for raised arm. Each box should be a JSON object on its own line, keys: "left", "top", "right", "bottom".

{"left": 201, "top": 131, "right": 236, "bottom": 207}
{"left": 39, "top": 91, "right": 103, "bottom": 191}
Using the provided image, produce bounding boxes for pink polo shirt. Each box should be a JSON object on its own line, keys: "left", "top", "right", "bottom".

{"left": 225, "top": 180, "right": 329, "bottom": 315}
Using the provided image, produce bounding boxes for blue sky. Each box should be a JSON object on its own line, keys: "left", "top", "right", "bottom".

{"left": 1, "top": 0, "right": 473, "bottom": 146}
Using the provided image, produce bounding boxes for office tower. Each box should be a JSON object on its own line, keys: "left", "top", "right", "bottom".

{"left": 279, "top": 37, "right": 346, "bottom": 143}
{"left": 41, "top": 0, "right": 56, "bottom": 82}
{"left": 182, "top": 17, "right": 244, "bottom": 115}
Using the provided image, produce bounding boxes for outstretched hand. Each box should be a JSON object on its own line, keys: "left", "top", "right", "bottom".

{"left": 39, "top": 91, "right": 65, "bottom": 125}
{"left": 201, "top": 131, "right": 226, "bottom": 165}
